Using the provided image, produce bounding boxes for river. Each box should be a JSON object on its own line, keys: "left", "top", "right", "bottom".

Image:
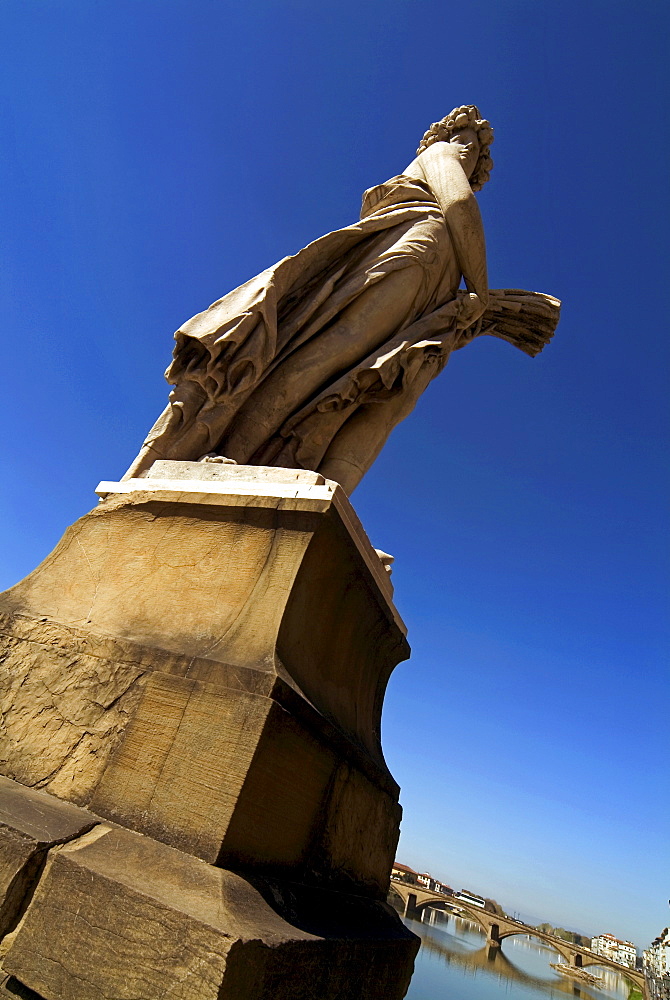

{"left": 403, "top": 911, "right": 638, "bottom": 1000}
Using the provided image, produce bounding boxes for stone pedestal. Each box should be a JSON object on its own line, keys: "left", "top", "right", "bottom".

{"left": 0, "top": 463, "right": 418, "bottom": 998}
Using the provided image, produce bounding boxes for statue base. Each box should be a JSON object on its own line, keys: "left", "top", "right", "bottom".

{"left": 0, "top": 778, "right": 415, "bottom": 1000}
{"left": 0, "top": 463, "right": 418, "bottom": 998}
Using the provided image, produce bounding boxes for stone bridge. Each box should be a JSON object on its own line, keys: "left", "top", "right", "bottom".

{"left": 419, "top": 926, "right": 624, "bottom": 997}
{"left": 390, "top": 880, "right": 646, "bottom": 993}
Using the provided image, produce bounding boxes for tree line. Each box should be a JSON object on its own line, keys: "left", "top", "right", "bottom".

{"left": 534, "top": 923, "right": 590, "bottom": 948}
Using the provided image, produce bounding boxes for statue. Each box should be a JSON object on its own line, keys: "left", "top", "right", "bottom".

{"left": 0, "top": 106, "right": 561, "bottom": 998}
{"left": 125, "top": 106, "right": 559, "bottom": 493}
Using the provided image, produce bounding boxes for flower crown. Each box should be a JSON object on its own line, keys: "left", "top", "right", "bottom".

{"left": 417, "top": 105, "right": 494, "bottom": 192}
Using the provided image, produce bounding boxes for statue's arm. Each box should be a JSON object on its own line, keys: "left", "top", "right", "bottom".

{"left": 410, "top": 142, "right": 489, "bottom": 321}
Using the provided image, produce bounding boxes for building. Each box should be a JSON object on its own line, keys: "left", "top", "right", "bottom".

{"left": 390, "top": 864, "right": 453, "bottom": 895}
{"left": 617, "top": 940, "right": 638, "bottom": 969}
{"left": 432, "top": 880, "right": 454, "bottom": 896}
{"left": 391, "top": 862, "right": 418, "bottom": 885}
{"left": 644, "top": 927, "right": 670, "bottom": 1000}
{"left": 590, "top": 933, "right": 638, "bottom": 969}
{"left": 417, "top": 875, "right": 453, "bottom": 894}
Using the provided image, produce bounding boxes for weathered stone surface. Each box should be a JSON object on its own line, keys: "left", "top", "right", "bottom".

{"left": 0, "top": 615, "right": 146, "bottom": 804}
{"left": 3, "top": 824, "right": 418, "bottom": 1000}
{"left": 0, "top": 472, "right": 407, "bottom": 897}
{"left": 0, "top": 777, "right": 95, "bottom": 939}
{"left": 88, "top": 673, "right": 401, "bottom": 896}
{"left": 89, "top": 674, "right": 334, "bottom": 866}
{"left": 5, "top": 474, "right": 399, "bottom": 662}
{"left": 0, "top": 973, "right": 45, "bottom": 998}
{"left": 146, "top": 459, "right": 326, "bottom": 485}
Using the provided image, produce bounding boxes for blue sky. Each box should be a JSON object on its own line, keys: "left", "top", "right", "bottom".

{"left": 1, "top": 0, "right": 667, "bottom": 949}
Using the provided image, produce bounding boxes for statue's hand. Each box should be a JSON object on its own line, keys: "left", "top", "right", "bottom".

{"left": 440, "top": 140, "right": 466, "bottom": 159}
{"left": 455, "top": 291, "right": 488, "bottom": 329}
{"left": 447, "top": 139, "right": 478, "bottom": 168}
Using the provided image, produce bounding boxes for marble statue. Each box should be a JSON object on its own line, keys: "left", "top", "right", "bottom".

{"left": 125, "top": 105, "right": 559, "bottom": 493}
{"left": 0, "top": 106, "right": 561, "bottom": 998}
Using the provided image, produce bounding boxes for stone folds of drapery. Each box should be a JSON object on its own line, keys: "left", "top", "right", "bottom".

{"left": 125, "top": 173, "right": 559, "bottom": 492}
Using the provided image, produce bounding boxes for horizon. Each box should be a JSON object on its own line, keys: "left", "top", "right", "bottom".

{"left": 1, "top": 0, "right": 667, "bottom": 952}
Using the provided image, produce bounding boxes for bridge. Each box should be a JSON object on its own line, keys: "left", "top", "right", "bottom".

{"left": 418, "top": 925, "right": 625, "bottom": 997}
{"left": 390, "top": 880, "right": 646, "bottom": 993}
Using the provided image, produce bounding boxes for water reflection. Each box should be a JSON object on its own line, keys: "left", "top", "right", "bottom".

{"left": 404, "top": 911, "right": 633, "bottom": 1000}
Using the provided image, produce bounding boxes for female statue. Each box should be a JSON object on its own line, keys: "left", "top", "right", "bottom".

{"left": 126, "top": 106, "right": 558, "bottom": 493}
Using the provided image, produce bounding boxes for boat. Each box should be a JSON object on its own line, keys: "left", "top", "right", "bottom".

{"left": 550, "top": 963, "right": 604, "bottom": 986}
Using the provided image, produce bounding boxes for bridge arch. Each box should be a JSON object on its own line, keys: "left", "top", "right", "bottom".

{"left": 413, "top": 899, "right": 491, "bottom": 937}
{"left": 391, "top": 883, "right": 576, "bottom": 966}
{"left": 568, "top": 959, "right": 645, "bottom": 995}
{"left": 495, "top": 927, "right": 573, "bottom": 962}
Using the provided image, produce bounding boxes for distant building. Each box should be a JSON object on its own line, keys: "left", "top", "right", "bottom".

{"left": 618, "top": 940, "right": 638, "bottom": 968}
{"left": 644, "top": 927, "right": 670, "bottom": 999}
{"left": 590, "top": 933, "right": 637, "bottom": 969}
{"left": 390, "top": 864, "right": 453, "bottom": 895}
{"left": 391, "top": 862, "right": 418, "bottom": 885}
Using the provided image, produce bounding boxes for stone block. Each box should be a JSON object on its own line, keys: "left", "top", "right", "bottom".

{"left": 145, "top": 459, "right": 326, "bottom": 486}
{"left": 0, "top": 778, "right": 95, "bottom": 938}
{"left": 88, "top": 671, "right": 400, "bottom": 897}
{"left": 88, "top": 672, "right": 336, "bottom": 866}
{"left": 2, "top": 824, "right": 418, "bottom": 1000}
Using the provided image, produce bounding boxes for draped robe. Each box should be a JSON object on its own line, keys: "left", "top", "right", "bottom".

{"left": 125, "top": 170, "right": 559, "bottom": 493}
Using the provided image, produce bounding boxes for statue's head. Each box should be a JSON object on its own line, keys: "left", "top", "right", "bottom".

{"left": 417, "top": 105, "right": 494, "bottom": 192}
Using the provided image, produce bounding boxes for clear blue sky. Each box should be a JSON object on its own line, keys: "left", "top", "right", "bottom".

{"left": 1, "top": 0, "right": 667, "bottom": 949}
